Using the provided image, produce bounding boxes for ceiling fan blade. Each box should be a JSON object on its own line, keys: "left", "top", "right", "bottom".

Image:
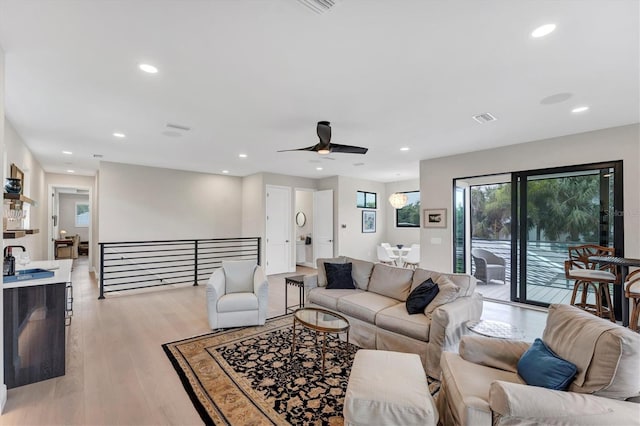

{"left": 317, "top": 121, "right": 331, "bottom": 145}
{"left": 329, "top": 143, "right": 368, "bottom": 154}
{"left": 277, "top": 145, "right": 318, "bottom": 152}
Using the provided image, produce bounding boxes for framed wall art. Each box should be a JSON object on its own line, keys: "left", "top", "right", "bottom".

{"left": 362, "top": 210, "right": 376, "bottom": 233}
{"left": 423, "top": 208, "right": 447, "bottom": 228}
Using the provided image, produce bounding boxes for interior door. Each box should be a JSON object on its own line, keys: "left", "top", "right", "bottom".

{"left": 265, "top": 185, "right": 291, "bottom": 275}
{"left": 313, "top": 189, "right": 334, "bottom": 262}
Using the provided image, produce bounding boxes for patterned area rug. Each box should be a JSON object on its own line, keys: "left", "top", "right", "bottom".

{"left": 163, "top": 315, "right": 440, "bottom": 425}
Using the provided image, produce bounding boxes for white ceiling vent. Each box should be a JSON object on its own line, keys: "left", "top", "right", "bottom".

{"left": 296, "top": 0, "right": 339, "bottom": 14}
{"left": 166, "top": 123, "right": 191, "bottom": 131}
{"left": 93, "top": 154, "right": 104, "bottom": 158}
{"left": 472, "top": 112, "right": 497, "bottom": 124}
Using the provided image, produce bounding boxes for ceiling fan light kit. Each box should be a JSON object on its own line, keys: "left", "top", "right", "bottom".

{"left": 388, "top": 192, "right": 408, "bottom": 209}
{"left": 278, "top": 121, "right": 368, "bottom": 155}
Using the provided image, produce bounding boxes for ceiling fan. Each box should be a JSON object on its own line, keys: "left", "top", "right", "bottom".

{"left": 278, "top": 121, "right": 368, "bottom": 155}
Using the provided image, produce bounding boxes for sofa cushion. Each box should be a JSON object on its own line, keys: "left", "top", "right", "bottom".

{"left": 217, "top": 292, "right": 259, "bottom": 313}
{"left": 368, "top": 263, "right": 414, "bottom": 301}
{"left": 517, "top": 338, "right": 577, "bottom": 391}
{"left": 346, "top": 257, "right": 375, "bottom": 290}
{"left": 222, "top": 260, "right": 256, "bottom": 294}
{"left": 316, "top": 257, "right": 347, "bottom": 287}
{"left": 325, "top": 262, "right": 356, "bottom": 289}
{"left": 376, "top": 303, "right": 431, "bottom": 342}
{"left": 308, "top": 287, "right": 363, "bottom": 311}
{"left": 412, "top": 268, "right": 477, "bottom": 297}
{"left": 406, "top": 278, "right": 439, "bottom": 314}
{"left": 337, "top": 292, "right": 399, "bottom": 323}
{"left": 424, "top": 276, "right": 460, "bottom": 315}
{"left": 543, "top": 304, "right": 640, "bottom": 399}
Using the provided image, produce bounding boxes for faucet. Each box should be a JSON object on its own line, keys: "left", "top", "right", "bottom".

{"left": 4, "top": 245, "right": 25, "bottom": 257}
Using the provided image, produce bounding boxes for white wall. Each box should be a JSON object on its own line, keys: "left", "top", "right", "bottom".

{"left": 4, "top": 119, "right": 47, "bottom": 260}
{"left": 58, "top": 193, "right": 90, "bottom": 241}
{"left": 0, "top": 43, "right": 6, "bottom": 413}
{"left": 99, "top": 162, "right": 243, "bottom": 241}
{"left": 419, "top": 124, "right": 640, "bottom": 272}
{"left": 385, "top": 179, "right": 420, "bottom": 247}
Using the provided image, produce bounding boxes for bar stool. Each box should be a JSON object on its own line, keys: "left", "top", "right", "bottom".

{"left": 624, "top": 269, "right": 640, "bottom": 331}
{"left": 564, "top": 245, "right": 618, "bottom": 322}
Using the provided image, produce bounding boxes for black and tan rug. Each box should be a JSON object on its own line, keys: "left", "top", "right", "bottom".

{"left": 163, "top": 315, "right": 439, "bottom": 425}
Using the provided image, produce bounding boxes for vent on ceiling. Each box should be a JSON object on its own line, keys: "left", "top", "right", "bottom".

{"left": 166, "top": 123, "right": 191, "bottom": 131}
{"left": 93, "top": 154, "right": 104, "bottom": 158}
{"left": 472, "top": 112, "right": 497, "bottom": 124}
{"left": 296, "top": 0, "right": 339, "bottom": 14}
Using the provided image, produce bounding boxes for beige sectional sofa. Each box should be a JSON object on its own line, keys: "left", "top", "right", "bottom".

{"left": 304, "top": 257, "right": 483, "bottom": 378}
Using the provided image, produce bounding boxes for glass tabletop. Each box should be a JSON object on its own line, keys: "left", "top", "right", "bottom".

{"left": 294, "top": 308, "right": 349, "bottom": 333}
{"left": 466, "top": 319, "right": 525, "bottom": 340}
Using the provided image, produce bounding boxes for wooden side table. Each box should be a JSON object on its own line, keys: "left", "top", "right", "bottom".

{"left": 285, "top": 275, "right": 305, "bottom": 314}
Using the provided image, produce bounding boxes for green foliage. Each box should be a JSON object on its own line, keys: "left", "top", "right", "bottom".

{"left": 397, "top": 201, "right": 420, "bottom": 226}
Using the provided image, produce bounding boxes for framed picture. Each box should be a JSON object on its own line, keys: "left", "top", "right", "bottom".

{"left": 362, "top": 210, "right": 376, "bottom": 233}
{"left": 423, "top": 208, "right": 447, "bottom": 228}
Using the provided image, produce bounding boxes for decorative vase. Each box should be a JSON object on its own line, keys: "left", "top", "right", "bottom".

{"left": 397, "top": 244, "right": 404, "bottom": 249}
{"left": 4, "top": 178, "right": 22, "bottom": 194}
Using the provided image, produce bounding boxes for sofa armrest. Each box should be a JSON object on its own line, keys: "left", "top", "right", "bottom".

{"left": 426, "top": 292, "right": 483, "bottom": 378}
{"left": 489, "top": 381, "right": 640, "bottom": 425}
{"left": 303, "top": 274, "right": 318, "bottom": 300}
{"left": 206, "top": 268, "right": 226, "bottom": 329}
{"left": 253, "top": 266, "right": 268, "bottom": 324}
{"left": 459, "top": 335, "right": 530, "bottom": 373}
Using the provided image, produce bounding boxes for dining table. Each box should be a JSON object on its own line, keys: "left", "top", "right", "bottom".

{"left": 589, "top": 256, "right": 640, "bottom": 327}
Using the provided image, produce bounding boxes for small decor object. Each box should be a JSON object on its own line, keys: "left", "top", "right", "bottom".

{"left": 388, "top": 192, "right": 408, "bottom": 209}
{"left": 59, "top": 230, "right": 67, "bottom": 239}
{"left": 396, "top": 244, "right": 404, "bottom": 249}
{"left": 9, "top": 163, "right": 24, "bottom": 194}
{"left": 295, "top": 211, "right": 306, "bottom": 227}
{"left": 325, "top": 262, "right": 355, "bottom": 289}
{"left": 362, "top": 210, "right": 376, "bottom": 233}
{"left": 423, "top": 208, "right": 447, "bottom": 228}
{"left": 4, "top": 178, "right": 22, "bottom": 194}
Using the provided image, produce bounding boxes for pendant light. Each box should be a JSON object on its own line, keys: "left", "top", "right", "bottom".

{"left": 388, "top": 193, "right": 408, "bottom": 209}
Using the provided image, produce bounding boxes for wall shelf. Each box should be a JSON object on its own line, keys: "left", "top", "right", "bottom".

{"left": 3, "top": 193, "right": 35, "bottom": 205}
{"left": 3, "top": 229, "right": 39, "bottom": 239}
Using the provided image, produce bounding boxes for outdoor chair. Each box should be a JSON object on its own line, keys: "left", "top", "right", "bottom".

{"left": 471, "top": 248, "right": 506, "bottom": 284}
{"left": 206, "top": 260, "right": 268, "bottom": 329}
{"left": 564, "top": 245, "right": 618, "bottom": 322}
{"left": 624, "top": 269, "right": 640, "bottom": 331}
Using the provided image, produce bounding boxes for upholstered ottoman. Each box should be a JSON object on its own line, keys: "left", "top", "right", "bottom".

{"left": 344, "top": 350, "right": 438, "bottom": 426}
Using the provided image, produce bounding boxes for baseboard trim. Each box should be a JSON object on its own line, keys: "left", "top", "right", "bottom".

{"left": 0, "top": 383, "right": 7, "bottom": 413}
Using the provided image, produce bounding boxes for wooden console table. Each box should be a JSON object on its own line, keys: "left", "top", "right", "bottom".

{"left": 3, "top": 260, "right": 72, "bottom": 389}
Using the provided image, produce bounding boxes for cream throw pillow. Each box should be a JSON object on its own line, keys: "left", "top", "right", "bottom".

{"left": 424, "top": 276, "right": 460, "bottom": 314}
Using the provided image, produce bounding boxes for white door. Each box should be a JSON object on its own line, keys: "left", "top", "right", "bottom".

{"left": 313, "top": 189, "right": 334, "bottom": 262}
{"left": 265, "top": 185, "right": 292, "bottom": 275}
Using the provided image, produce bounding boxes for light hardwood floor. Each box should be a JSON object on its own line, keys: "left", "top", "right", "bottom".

{"left": 0, "top": 259, "right": 546, "bottom": 425}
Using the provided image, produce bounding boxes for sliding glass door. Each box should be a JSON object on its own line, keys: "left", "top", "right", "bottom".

{"left": 513, "top": 162, "right": 623, "bottom": 311}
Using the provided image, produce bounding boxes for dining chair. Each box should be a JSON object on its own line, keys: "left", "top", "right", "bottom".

{"left": 377, "top": 245, "right": 399, "bottom": 266}
{"left": 564, "top": 245, "right": 618, "bottom": 322}
{"left": 624, "top": 269, "right": 640, "bottom": 331}
{"left": 402, "top": 244, "right": 421, "bottom": 269}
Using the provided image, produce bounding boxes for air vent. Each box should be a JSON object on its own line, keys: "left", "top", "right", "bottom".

{"left": 166, "top": 123, "right": 191, "bottom": 131}
{"left": 296, "top": 0, "right": 339, "bottom": 14}
{"left": 353, "top": 162, "right": 365, "bottom": 167}
{"left": 472, "top": 113, "right": 497, "bottom": 124}
{"left": 93, "top": 154, "right": 104, "bottom": 158}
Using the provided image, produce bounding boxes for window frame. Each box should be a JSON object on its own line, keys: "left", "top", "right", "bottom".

{"left": 395, "top": 190, "right": 420, "bottom": 228}
{"left": 356, "top": 191, "right": 377, "bottom": 209}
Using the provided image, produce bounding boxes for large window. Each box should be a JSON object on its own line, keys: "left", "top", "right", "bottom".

{"left": 395, "top": 191, "right": 420, "bottom": 227}
{"left": 356, "top": 191, "right": 377, "bottom": 209}
{"left": 75, "top": 202, "right": 90, "bottom": 227}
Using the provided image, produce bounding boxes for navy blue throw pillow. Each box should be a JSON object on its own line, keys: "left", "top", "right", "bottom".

{"left": 405, "top": 278, "right": 440, "bottom": 314}
{"left": 325, "top": 262, "right": 355, "bottom": 289}
{"left": 517, "top": 338, "right": 577, "bottom": 391}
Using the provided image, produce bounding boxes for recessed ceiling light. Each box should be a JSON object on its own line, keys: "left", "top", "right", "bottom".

{"left": 222, "top": 170, "right": 229, "bottom": 174}
{"left": 571, "top": 106, "right": 589, "bottom": 113}
{"left": 531, "top": 23, "right": 556, "bottom": 38}
{"left": 139, "top": 63, "right": 158, "bottom": 74}
{"left": 62, "top": 150, "right": 73, "bottom": 155}
{"left": 316, "top": 167, "right": 323, "bottom": 171}
{"left": 239, "top": 153, "right": 248, "bottom": 158}
{"left": 113, "top": 132, "right": 126, "bottom": 138}
{"left": 400, "top": 147, "right": 410, "bottom": 151}
{"left": 66, "top": 169, "right": 75, "bottom": 173}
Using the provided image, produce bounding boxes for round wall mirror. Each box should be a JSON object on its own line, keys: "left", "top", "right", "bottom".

{"left": 295, "top": 211, "right": 306, "bottom": 227}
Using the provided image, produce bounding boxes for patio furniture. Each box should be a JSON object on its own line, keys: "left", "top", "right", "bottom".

{"left": 565, "top": 245, "right": 618, "bottom": 322}
{"left": 624, "top": 269, "right": 640, "bottom": 331}
{"left": 377, "top": 245, "right": 399, "bottom": 266}
{"left": 206, "top": 260, "right": 268, "bottom": 329}
{"left": 471, "top": 248, "right": 506, "bottom": 284}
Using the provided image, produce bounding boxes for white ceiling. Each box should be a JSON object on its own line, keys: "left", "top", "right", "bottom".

{"left": 0, "top": 0, "right": 638, "bottom": 182}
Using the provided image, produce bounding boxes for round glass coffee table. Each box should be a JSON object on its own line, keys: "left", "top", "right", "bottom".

{"left": 291, "top": 307, "right": 350, "bottom": 375}
{"left": 465, "top": 319, "right": 525, "bottom": 340}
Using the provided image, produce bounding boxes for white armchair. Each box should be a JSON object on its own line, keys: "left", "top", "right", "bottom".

{"left": 206, "top": 260, "right": 268, "bottom": 329}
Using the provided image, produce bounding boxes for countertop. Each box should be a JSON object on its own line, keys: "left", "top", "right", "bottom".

{"left": 3, "top": 259, "right": 73, "bottom": 289}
